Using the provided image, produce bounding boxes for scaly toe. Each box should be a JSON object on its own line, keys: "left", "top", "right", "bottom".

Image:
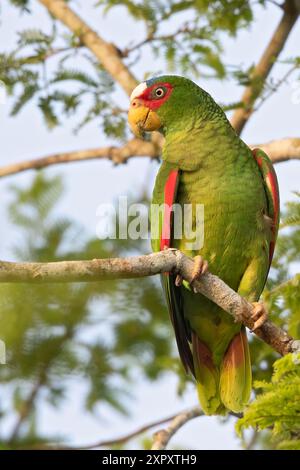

{"left": 251, "top": 302, "right": 268, "bottom": 331}
{"left": 191, "top": 255, "right": 209, "bottom": 284}
{"left": 175, "top": 274, "right": 183, "bottom": 287}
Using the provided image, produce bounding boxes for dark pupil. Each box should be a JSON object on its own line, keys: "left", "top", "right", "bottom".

{"left": 156, "top": 88, "right": 164, "bottom": 97}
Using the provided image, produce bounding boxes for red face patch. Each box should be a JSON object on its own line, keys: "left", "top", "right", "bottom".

{"left": 137, "top": 82, "right": 173, "bottom": 110}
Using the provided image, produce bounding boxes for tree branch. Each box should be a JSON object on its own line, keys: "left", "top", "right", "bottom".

{"left": 17, "top": 409, "right": 189, "bottom": 450}
{"left": 8, "top": 327, "right": 74, "bottom": 444}
{"left": 0, "top": 249, "right": 299, "bottom": 356}
{"left": 8, "top": 378, "right": 43, "bottom": 443}
{"left": 38, "top": 0, "right": 137, "bottom": 95}
{"left": 151, "top": 406, "right": 203, "bottom": 450}
{"left": 254, "top": 137, "right": 300, "bottom": 164}
{"left": 16, "top": 405, "right": 240, "bottom": 449}
{"left": 151, "top": 408, "right": 241, "bottom": 450}
{"left": 252, "top": 63, "right": 298, "bottom": 114}
{"left": 0, "top": 136, "right": 299, "bottom": 179}
{"left": 0, "top": 139, "right": 161, "bottom": 178}
{"left": 122, "top": 24, "right": 194, "bottom": 57}
{"left": 230, "top": 0, "right": 299, "bottom": 135}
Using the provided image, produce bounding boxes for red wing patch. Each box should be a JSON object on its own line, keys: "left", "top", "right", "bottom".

{"left": 158, "top": 168, "right": 194, "bottom": 375}
{"left": 252, "top": 148, "right": 280, "bottom": 266}
{"left": 160, "top": 169, "right": 179, "bottom": 250}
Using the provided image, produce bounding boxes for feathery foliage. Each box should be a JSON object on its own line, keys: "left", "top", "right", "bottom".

{"left": 0, "top": 174, "right": 177, "bottom": 447}
{"left": 237, "top": 353, "right": 300, "bottom": 450}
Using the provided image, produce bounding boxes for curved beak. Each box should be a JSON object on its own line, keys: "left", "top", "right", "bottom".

{"left": 128, "top": 98, "right": 161, "bottom": 137}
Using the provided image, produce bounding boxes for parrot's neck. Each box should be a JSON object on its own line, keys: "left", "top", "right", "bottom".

{"left": 162, "top": 114, "right": 249, "bottom": 172}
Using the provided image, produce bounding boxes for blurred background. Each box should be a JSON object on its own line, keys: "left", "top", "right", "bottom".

{"left": 0, "top": 0, "right": 299, "bottom": 450}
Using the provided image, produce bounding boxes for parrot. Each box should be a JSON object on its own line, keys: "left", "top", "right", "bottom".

{"left": 127, "top": 75, "right": 280, "bottom": 415}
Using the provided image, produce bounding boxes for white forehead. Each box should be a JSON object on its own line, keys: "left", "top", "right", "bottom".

{"left": 130, "top": 82, "right": 147, "bottom": 101}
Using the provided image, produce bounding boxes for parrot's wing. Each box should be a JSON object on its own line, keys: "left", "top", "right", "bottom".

{"left": 154, "top": 169, "right": 195, "bottom": 375}
{"left": 252, "top": 148, "right": 280, "bottom": 268}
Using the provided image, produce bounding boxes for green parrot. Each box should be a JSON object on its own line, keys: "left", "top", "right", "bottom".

{"left": 128, "top": 75, "right": 279, "bottom": 415}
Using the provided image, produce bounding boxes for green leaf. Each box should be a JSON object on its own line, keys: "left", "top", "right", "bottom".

{"left": 51, "top": 69, "right": 98, "bottom": 88}
{"left": 38, "top": 96, "right": 59, "bottom": 128}
{"left": 10, "top": 84, "right": 38, "bottom": 115}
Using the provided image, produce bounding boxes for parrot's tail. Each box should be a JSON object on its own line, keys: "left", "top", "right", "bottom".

{"left": 219, "top": 327, "right": 252, "bottom": 413}
{"left": 192, "top": 332, "right": 224, "bottom": 415}
{"left": 192, "top": 328, "right": 251, "bottom": 415}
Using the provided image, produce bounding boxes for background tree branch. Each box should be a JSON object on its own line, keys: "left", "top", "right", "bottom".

{"left": 0, "top": 137, "right": 299, "bottom": 179}
{"left": 0, "top": 138, "right": 161, "bottom": 178}
{"left": 255, "top": 137, "right": 300, "bottom": 163}
{"left": 38, "top": 0, "right": 137, "bottom": 95}
{"left": 230, "top": 0, "right": 299, "bottom": 135}
{"left": 8, "top": 377, "right": 43, "bottom": 443}
{"left": 18, "top": 409, "right": 191, "bottom": 450}
{"left": 151, "top": 406, "right": 203, "bottom": 450}
{"left": 150, "top": 407, "right": 242, "bottom": 450}
{"left": 0, "top": 249, "right": 299, "bottom": 356}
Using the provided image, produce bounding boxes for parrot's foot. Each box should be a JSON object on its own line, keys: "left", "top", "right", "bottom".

{"left": 191, "top": 255, "right": 208, "bottom": 293}
{"left": 174, "top": 256, "right": 208, "bottom": 290}
{"left": 175, "top": 274, "right": 183, "bottom": 286}
{"left": 250, "top": 302, "right": 268, "bottom": 331}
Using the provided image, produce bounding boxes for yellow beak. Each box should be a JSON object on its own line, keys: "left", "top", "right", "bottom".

{"left": 128, "top": 99, "right": 161, "bottom": 137}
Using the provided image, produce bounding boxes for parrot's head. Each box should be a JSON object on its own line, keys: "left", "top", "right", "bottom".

{"left": 128, "top": 75, "right": 216, "bottom": 137}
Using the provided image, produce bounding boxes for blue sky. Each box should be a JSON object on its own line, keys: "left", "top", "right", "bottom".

{"left": 0, "top": 0, "right": 299, "bottom": 449}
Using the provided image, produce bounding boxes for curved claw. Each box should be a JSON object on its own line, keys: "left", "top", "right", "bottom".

{"left": 191, "top": 255, "right": 208, "bottom": 283}
{"left": 191, "top": 255, "right": 209, "bottom": 293}
{"left": 251, "top": 302, "right": 268, "bottom": 331}
{"left": 175, "top": 274, "right": 183, "bottom": 287}
{"left": 173, "top": 255, "right": 208, "bottom": 292}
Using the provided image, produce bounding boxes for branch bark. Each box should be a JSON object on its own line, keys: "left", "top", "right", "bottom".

{"left": 0, "top": 138, "right": 161, "bottom": 178}
{"left": 230, "top": 0, "right": 299, "bottom": 135}
{"left": 17, "top": 409, "right": 189, "bottom": 450}
{"left": 151, "top": 407, "right": 203, "bottom": 450}
{"left": 0, "top": 137, "right": 299, "bottom": 179}
{"left": 38, "top": 0, "right": 137, "bottom": 95}
{"left": 254, "top": 137, "right": 300, "bottom": 164}
{"left": 0, "top": 249, "right": 299, "bottom": 356}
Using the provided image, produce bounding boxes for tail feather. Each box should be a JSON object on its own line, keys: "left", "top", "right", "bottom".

{"left": 192, "top": 333, "right": 224, "bottom": 415}
{"left": 219, "top": 327, "right": 252, "bottom": 413}
{"left": 192, "top": 328, "right": 251, "bottom": 415}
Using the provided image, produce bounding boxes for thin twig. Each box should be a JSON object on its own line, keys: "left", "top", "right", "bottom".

{"left": 8, "top": 378, "right": 44, "bottom": 443}
{"left": 254, "top": 64, "right": 298, "bottom": 112}
{"left": 122, "top": 24, "right": 193, "bottom": 57}
{"left": 8, "top": 328, "right": 74, "bottom": 444}
{"left": 16, "top": 409, "right": 188, "bottom": 450}
{"left": 151, "top": 407, "right": 203, "bottom": 450}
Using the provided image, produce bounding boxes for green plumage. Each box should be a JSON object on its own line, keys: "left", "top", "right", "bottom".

{"left": 147, "top": 76, "right": 278, "bottom": 414}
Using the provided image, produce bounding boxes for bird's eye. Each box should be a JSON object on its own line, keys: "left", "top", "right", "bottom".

{"left": 154, "top": 87, "right": 165, "bottom": 98}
